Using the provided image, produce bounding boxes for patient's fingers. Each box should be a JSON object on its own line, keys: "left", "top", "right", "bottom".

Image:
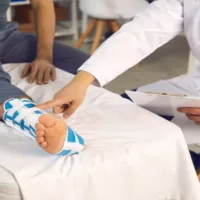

{"left": 51, "top": 68, "right": 56, "bottom": 81}
{"left": 36, "top": 68, "right": 45, "bottom": 85}
{"left": 178, "top": 107, "right": 200, "bottom": 115}
{"left": 29, "top": 64, "right": 39, "bottom": 83}
{"left": 21, "top": 64, "right": 31, "bottom": 78}
{"left": 43, "top": 68, "right": 51, "bottom": 84}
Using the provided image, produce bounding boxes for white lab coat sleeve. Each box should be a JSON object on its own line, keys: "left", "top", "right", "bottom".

{"left": 78, "top": 0, "right": 184, "bottom": 87}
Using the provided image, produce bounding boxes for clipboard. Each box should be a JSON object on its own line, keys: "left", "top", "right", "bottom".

{"left": 125, "top": 90, "right": 200, "bottom": 116}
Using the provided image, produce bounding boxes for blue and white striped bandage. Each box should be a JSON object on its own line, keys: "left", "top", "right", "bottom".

{"left": 3, "top": 98, "right": 84, "bottom": 156}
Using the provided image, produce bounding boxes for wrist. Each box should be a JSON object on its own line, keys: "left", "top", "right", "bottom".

{"left": 36, "top": 54, "right": 53, "bottom": 63}
{"left": 71, "top": 71, "right": 95, "bottom": 89}
{"left": 36, "top": 46, "right": 53, "bottom": 63}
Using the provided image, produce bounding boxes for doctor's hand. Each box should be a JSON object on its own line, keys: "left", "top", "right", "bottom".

{"left": 178, "top": 107, "right": 200, "bottom": 125}
{"left": 37, "top": 71, "right": 95, "bottom": 118}
{"left": 21, "top": 59, "right": 56, "bottom": 85}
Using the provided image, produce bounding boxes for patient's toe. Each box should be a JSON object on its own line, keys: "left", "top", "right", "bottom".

{"left": 35, "top": 130, "right": 45, "bottom": 137}
{"left": 35, "top": 123, "right": 45, "bottom": 131}
{"left": 36, "top": 137, "right": 45, "bottom": 144}
{"left": 40, "top": 142, "right": 47, "bottom": 148}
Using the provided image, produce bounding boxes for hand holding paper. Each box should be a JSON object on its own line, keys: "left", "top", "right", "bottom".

{"left": 178, "top": 107, "right": 200, "bottom": 126}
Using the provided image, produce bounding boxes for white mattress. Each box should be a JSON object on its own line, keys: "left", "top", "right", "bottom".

{"left": 0, "top": 64, "right": 200, "bottom": 200}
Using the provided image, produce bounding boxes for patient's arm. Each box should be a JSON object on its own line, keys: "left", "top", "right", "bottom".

{"left": 21, "top": 0, "right": 56, "bottom": 85}
{"left": 30, "top": 0, "right": 54, "bottom": 62}
{"left": 79, "top": 0, "right": 184, "bottom": 87}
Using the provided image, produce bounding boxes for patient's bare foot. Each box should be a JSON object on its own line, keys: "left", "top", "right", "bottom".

{"left": 35, "top": 114, "right": 67, "bottom": 154}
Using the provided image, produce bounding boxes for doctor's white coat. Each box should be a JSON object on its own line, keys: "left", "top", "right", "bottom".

{"left": 79, "top": 0, "right": 200, "bottom": 89}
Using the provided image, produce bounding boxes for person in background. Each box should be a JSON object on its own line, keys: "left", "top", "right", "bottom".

{"left": 38, "top": 0, "right": 200, "bottom": 171}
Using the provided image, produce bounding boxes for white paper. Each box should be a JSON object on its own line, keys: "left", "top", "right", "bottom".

{"left": 126, "top": 90, "right": 200, "bottom": 144}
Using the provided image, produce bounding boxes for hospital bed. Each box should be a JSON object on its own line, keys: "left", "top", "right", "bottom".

{"left": 0, "top": 64, "right": 200, "bottom": 200}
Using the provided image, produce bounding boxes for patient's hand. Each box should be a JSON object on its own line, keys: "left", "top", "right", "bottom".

{"left": 178, "top": 107, "right": 200, "bottom": 125}
{"left": 21, "top": 59, "right": 56, "bottom": 85}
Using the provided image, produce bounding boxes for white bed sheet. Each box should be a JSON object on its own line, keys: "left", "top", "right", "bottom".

{"left": 0, "top": 167, "right": 21, "bottom": 200}
{"left": 0, "top": 64, "right": 200, "bottom": 200}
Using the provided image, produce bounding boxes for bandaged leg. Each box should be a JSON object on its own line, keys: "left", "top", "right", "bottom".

{"left": 3, "top": 98, "right": 84, "bottom": 156}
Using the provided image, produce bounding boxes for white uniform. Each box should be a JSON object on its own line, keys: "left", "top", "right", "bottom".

{"left": 79, "top": 0, "right": 200, "bottom": 96}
